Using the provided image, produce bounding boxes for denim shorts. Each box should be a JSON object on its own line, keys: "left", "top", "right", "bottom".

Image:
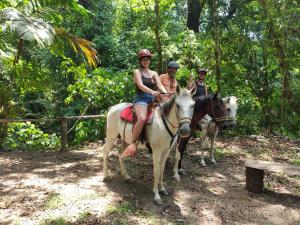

{"left": 133, "top": 92, "right": 155, "bottom": 106}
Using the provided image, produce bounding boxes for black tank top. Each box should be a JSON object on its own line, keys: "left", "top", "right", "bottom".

{"left": 136, "top": 70, "right": 157, "bottom": 93}
{"left": 195, "top": 81, "right": 206, "bottom": 97}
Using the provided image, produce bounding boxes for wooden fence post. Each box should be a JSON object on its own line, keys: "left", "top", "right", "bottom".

{"left": 60, "top": 117, "right": 68, "bottom": 152}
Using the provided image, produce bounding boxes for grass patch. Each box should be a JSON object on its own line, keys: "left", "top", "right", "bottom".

{"left": 44, "top": 192, "right": 63, "bottom": 209}
{"left": 39, "top": 217, "right": 67, "bottom": 225}
{"left": 78, "top": 211, "right": 92, "bottom": 221}
{"left": 106, "top": 201, "right": 135, "bottom": 214}
{"left": 291, "top": 159, "right": 300, "bottom": 165}
{"left": 214, "top": 147, "right": 238, "bottom": 160}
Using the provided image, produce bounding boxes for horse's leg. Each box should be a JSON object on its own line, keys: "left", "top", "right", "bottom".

{"left": 209, "top": 136, "right": 216, "bottom": 165}
{"left": 173, "top": 144, "right": 181, "bottom": 181}
{"left": 152, "top": 150, "right": 163, "bottom": 205}
{"left": 200, "top": 130, "right": 207, "bottom": 167}
{"left": 178, "top": 137, "right": 189, "bottom": 175}
{"left": 119, "top": 140, "right": 131, "bottom": 180}
{"left": 210, "top": 127, "right": 218, "bottom": 165}
{"left": 159, "top": 148, "right": 171, "bottom": 196}
{"left": 103, "top": 136, "right": 116, "bottom": 179}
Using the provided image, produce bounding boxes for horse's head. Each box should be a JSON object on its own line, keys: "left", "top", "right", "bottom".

{"left": 206, "top": 92, "right": 228, "bottom": 129}
{"left": 222, "top": 96, "right": 238, "bottom": 128}
{"left": 174, "top": 86, "right": 195, "bottom": 137}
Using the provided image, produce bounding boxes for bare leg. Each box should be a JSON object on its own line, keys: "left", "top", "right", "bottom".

{"left": 121, "top": 104, "right": 147, "bottom": 158}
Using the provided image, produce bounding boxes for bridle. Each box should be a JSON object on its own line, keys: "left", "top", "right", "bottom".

{"left": 159, "top": 95, "right": 193, "bottom": 147}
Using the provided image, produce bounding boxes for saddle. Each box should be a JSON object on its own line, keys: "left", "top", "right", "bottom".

{"left": 120, "top": 103, "right": 155, "bottom": 124}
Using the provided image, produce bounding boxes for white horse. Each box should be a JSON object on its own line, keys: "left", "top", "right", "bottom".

{"left": 103, "top": 87, "right": 195, "bottom": 205}
{"left": 198, "top": 96, "right": 238, "bottom": 166}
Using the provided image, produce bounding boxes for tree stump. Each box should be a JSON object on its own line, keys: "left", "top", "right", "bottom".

{"left": 246, "top": 167, "right": 264, "bottom": 193}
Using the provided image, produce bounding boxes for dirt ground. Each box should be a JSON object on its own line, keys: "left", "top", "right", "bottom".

{"left": 0, "top": 136, "right": 300, "bottom": 225}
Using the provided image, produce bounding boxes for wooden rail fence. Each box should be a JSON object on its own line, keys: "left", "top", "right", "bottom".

{"left": 0, "top": 115, "right": 107, "bottom": 151}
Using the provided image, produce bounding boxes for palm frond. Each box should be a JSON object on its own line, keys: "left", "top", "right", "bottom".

{"left": 1, "top": 7, "right": 55, "bottom": 46}
{"left": 54, "top": 27, "right": 100, "bottom": 68}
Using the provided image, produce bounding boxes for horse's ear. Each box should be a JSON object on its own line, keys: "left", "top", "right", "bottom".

{"left": 176, "top": 85, "right": 181, "bottom": 95}
{"left": 188, "top": 84, "right": 197, "bottom": 96}
{"left": 213, "top": 92, "right": 219, "bottom": 100}
{"left": 227, "top": 97, "right": 231, "bottom": 104}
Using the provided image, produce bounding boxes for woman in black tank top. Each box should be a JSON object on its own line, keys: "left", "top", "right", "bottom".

{"left": 188, "top": 68, "right": 208, "bottom": 98}
{"left": 121, "top": 49, "right": 167, "bottom": 158}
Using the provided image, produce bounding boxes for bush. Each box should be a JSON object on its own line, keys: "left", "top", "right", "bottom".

{"left": 3, "top": 122, "right": 60, "bottom": 150}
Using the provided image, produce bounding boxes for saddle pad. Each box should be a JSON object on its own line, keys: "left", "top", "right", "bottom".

{"left": 120, "top": 104, "right": 155, "bottom": 124}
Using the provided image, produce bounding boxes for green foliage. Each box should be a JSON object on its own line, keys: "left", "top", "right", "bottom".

{"left": 64, "top": 64, "right": 134, "bottom": 143}
{"left": 3, "top": 122, "right": 60, "bottom": 150}
{"left": 1, "top": 0, "right": 300, "bottom": 150}
{"left": 65, "top": 65, "right": 135, "bottom": 110}
{"left": 74, "top": 119, "right": 106, "bottom": 144}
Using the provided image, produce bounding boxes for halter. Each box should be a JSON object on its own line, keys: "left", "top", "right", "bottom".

{"left": 209, "top": 98, "right": 236, "bottom": 123}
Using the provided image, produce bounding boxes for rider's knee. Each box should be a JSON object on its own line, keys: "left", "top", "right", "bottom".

{"left": 138, "top": 116, "right": 147, "bottom": 124}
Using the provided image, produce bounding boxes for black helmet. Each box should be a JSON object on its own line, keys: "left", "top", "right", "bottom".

{"left": 168, "top": 61, "right": 179, "bottom": 69}
{"left": 198, "top": 68, "right": 208, "bottom": 73}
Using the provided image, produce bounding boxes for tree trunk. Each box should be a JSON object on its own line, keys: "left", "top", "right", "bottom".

{"left": 0, "top": 123, "right": 8, "bottom": 150}
{"left": 154, "top": 0, "right": 163, "bottom": 74}
{"left": 259, "top": 0, "right": 290, "bottom": 118}
{"left": 187, "top": 0, "right": 206, "bottom": 33}
{"left": 211, "top": 0, "right": 221, "bottom": 91}
{"left": 13, "top": 38, "right": 24, "bottom": 66}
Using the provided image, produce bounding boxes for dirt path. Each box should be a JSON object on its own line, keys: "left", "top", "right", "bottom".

{"left": 0, "top": 136, "right": 299, "bottom": 225}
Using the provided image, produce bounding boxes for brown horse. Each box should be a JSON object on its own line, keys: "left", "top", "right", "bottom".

{"left": 173, "top": 92, "right": 229, "bottom": 181}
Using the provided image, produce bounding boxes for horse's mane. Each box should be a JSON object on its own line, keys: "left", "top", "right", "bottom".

{"left": 161, "top": 94, "right": 176, "bottom": 115}
{"left": 194, "top": 94, "right": 215, "bottom": 112}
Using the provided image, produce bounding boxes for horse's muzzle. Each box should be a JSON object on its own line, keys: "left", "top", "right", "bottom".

{"left": 178, "top": 122, "right": 191, "bottom": 138}
{"left": 223, "top": 119, "right": 237, "bottom": 130}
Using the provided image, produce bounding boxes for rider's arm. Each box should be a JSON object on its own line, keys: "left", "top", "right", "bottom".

{"left": 205, "top": 84, "right": 208, "bottom": 95}
{"left": 133, "top": 69, "right": 157, "bottom": 95}
{"left": 153, "top": 72, "right": 167, "bottom": 93}
{"left": 187, "top": 80, "right": 195, "bottom": 90}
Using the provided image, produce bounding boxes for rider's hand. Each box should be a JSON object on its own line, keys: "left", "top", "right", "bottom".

{"left": 151, "top": 91, "right": 160, "bottom": 96}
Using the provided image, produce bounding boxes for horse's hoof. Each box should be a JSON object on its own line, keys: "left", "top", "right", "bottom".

{"left": 173, "top": 176, "right": 181, "bottom": 182}
{"left": 178, "top": 169, "right": 186, "bottom": 176}
{"left": 154, "top": 198, "right": 164, "bottom": 206}
{"left": 200, "top": 160, "right": 207, "bottom": 167}
{"left": 159, "top": 190, "right": 169, "bottom": 196}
